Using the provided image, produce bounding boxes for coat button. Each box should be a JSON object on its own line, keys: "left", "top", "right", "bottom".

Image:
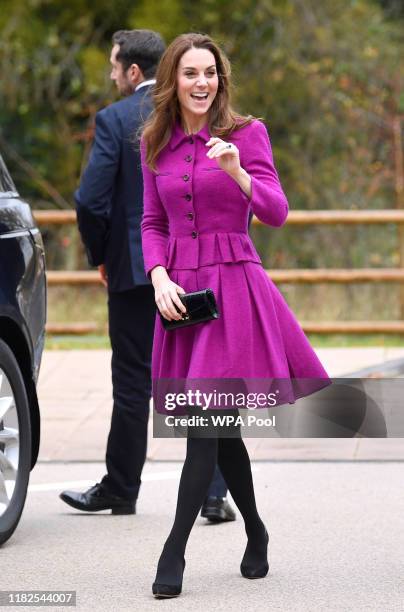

{"left": 191, "top": 231, "right": 198, "bottom": 238}
{"left": 185, "top": 155, "right": 192, "bottom": 162}
{"left": 185, "top": 194, "right": 192, "bottom": 201}
{"left": 183, "top": 174, "right": 190, "bottom": 181}
{"left": 187, "top": 213, "right": 194, "bottom": 220}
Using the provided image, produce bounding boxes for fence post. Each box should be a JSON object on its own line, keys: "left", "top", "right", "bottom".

{"left": 393, "top": 116, "right": 404, "bottom": 318}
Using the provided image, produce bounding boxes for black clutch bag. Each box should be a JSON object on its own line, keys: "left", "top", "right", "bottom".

{"left": 160, "top": 289, "right": 220, "bottom": 330}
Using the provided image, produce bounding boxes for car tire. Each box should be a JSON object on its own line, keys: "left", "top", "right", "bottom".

{"left": 0, "top": 338, "right": 32, "bottom": 546}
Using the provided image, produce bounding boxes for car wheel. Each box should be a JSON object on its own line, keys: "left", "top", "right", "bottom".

{"left": 0, "top": 338, "right": 32, "bottom": 545}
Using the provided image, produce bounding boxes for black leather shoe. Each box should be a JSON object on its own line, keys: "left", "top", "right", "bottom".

{"left": 59, "top": 482, "right": 136, "bottom": 515}
{"left": 200, "top": 496, "right": 236, "bottom": 522}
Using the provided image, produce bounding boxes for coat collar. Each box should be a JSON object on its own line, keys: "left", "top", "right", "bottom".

{"left": 169, "top": 119, "right": 211, "bottom": 151}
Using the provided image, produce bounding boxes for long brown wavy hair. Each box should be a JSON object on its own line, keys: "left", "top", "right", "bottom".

{"left": 142, "top": 32, "right": 256, "bottom": 171}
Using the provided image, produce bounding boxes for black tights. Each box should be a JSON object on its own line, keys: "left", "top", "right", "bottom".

{"left": 154, "top": 433, "right": 266, "bottom": 586}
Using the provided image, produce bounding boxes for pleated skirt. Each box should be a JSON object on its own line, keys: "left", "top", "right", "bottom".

{"left": 151, "top": 261, "right": 331, "bottom": 413}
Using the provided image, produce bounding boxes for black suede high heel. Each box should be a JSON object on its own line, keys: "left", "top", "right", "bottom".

{"left": 152, "top": 558, "right": 186, "bottom": 599}
{"left": 240, "top": 528, "right": 269, "bottom": 579}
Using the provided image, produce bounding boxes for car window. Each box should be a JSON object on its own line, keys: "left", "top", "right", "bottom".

{"left": 0, "top": 154, "right": 17, "bottom": 196}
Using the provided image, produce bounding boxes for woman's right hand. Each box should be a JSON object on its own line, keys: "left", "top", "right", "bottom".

{"left": 150, "top": 266, "right": 187, "bottom": 321}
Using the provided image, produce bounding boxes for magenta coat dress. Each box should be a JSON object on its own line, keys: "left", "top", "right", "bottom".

{"left": 141, "top": 119, "right": 330, "bottom": 412}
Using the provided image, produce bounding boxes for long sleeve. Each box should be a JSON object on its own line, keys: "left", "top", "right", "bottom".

{"left": 74, "top": 108, "right": 121, "bottom": 266}
{"left": 140, "top": 138, "right": 170, "bottom": 276}
{"left": 239, "top": 120, "right": 288, "bottom": 227}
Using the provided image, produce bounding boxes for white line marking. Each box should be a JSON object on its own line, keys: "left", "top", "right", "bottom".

{"left": 28, "top": 467, "right": 260, "bottom": 492}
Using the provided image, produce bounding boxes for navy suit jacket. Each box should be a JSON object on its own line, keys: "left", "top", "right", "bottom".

{"left": 75, "top": 86, "right": 153, "bottom": 292}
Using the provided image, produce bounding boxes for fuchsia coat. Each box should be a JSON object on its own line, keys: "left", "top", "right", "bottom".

{"left": 141, "top": 119, "right": 330, "bottom": 410}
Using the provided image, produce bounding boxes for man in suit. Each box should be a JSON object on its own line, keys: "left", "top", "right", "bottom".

{"left": 59, "top": 29, "right": 236, "bottom": 521}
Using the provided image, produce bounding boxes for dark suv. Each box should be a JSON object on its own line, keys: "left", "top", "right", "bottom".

{"left": 0, "top": 153, "right": 46, "bottom": 545}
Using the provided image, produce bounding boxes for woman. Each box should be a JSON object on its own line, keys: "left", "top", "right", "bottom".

{"left": 140, "top": 32, "right": 330, "bottom": 598}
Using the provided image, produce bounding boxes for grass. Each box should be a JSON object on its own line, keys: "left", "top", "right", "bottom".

{"left": 45, "top": 334, "right": 111, "bottom": 350}
{"left": 44, "top": 333, "right": 404, "bottom": 350}
{"left": 307, "top": 334, "right": 404, "bottom": 348}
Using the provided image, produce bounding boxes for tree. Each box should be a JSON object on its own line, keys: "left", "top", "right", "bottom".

{"left": 0, "top": 0, "right": 402, "bottom": 278}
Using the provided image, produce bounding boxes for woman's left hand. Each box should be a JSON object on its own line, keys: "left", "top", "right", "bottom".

{"left": 206, "top": 137, "right": 241, "bottom": 177}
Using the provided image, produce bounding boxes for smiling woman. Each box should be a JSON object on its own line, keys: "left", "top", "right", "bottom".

{"left": 139, "top": 31, "right": 331, "bottom": 600}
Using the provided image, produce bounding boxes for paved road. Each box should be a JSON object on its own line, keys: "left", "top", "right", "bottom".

{"left": 3, "top": 348, "right": 404, "bottom": 611}
{"left": 2, "top": 461, "right": 403, "bottom": 612}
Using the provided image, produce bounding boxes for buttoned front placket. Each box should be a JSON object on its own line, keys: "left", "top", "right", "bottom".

{"left": 182, "top": 136, "right": 198, "bottom": 240}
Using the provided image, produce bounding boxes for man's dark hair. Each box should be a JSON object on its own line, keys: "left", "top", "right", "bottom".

{"left": 112, "top": 29, "right": 165, "bottom": 79}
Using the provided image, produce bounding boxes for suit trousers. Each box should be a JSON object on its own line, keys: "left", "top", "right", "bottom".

{"left": 101, "top": 284, "right": 156, "bottom": 501}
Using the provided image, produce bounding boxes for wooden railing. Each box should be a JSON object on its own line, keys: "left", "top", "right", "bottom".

{"left": 37, "top": 209, "right": 404, "bottom": 335}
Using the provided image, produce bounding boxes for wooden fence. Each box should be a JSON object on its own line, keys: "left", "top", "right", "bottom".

{"left": 35, "top": 209, "right": 404, "bottom": 335}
